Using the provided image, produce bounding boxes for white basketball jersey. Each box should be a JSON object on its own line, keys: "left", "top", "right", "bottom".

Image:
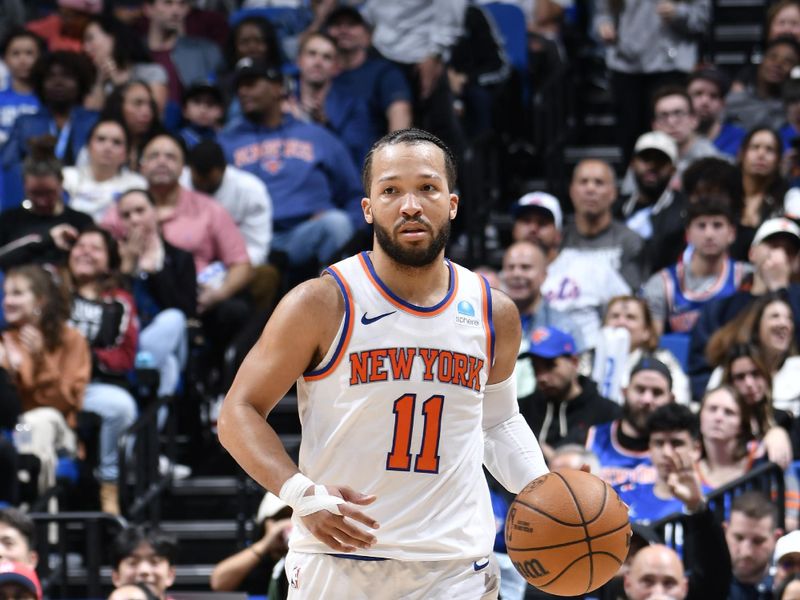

{"left": 291, "top": 252, "right": 496, "bottom": 561}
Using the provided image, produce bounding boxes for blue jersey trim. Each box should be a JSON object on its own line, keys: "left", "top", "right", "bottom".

{"left": 304, "top": 267, "right": 351, "bottom": 378}
{"left": 359, "top": 251, "right": 455, "bottom": 314}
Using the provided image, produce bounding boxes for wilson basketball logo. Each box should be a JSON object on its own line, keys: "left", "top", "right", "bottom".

{"left": 514, "top": 558, "right": 550, "bottom": 579}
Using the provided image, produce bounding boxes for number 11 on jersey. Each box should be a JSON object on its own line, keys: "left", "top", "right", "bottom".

{"left": 386, "top": 394, "right": 444, "bottom": 474}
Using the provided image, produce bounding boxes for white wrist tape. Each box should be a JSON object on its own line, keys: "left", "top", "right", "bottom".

{"left": 279, "top": 473, "right": 345, "bottom": 517}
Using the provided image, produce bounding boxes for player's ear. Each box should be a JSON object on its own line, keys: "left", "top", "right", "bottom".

{"left": 362, "top": 197, "right": 373, "bottom": 224}
{"left": 449, "top": 193, "right": 459, "bottom": 220}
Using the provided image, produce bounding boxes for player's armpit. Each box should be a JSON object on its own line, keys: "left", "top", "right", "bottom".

{"left": 486, "top": 289, "right": 522, "bottom": 385}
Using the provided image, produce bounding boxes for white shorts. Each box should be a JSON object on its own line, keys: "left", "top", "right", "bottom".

{"left": 285, "top": 551, "right": 501, "bottom": 600}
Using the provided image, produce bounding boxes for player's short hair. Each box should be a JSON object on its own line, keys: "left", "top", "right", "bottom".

{"left": 730, "top": 490, "right": 778, "bottom": 526}
{"left": 0, "top": 508, "right": 35, "bottom": 549}
{"left": 362, "top": 128, "right": 457, "bottom": 195}
{"left": 110, "top": 526, "right": 178, "bottom": 569}
{"left": 645, "top": 403, "right": 699, "bottom": 441}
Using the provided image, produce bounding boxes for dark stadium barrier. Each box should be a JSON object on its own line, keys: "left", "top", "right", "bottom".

{"left": 119, "top": 395, "right": 176, "bottom": 523}
{"left": 30, "top": 511, "right": 127, "bottom": 598}
{"left": 651, "top": 461, "right": 786, "bottom": 547}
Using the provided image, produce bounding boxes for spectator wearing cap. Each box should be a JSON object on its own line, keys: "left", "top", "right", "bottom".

{"left": 210, "top": 492, "right": 292, "bottom": 596}
{"left": 688, "top": 69, "right": 747, "bottom": 158}
{"left": 652, "top": 85, "right": 724, "bottom": 184}
{"left": 499, "top": 240, "right": 583, "bottom": 351}
{"left": 562, "top": 158, "right": 646, "bottom": 289}
{"left": 617, "top": 131, "right": 688, "bottom": 274}
{"left": 26, "top": 0, "right": 101, "bottom": 53}
{"left": 510, "top": 191, "right": 563, "bottom": 263}
{"left": 285, "top": 31, "right": 375, "bottom": 167}
{"left": 519, "top": 326, "right": 620, "bottom": 462}
{"left": 0, "top": 561, "right": 41, "bottom": 600}
{"left": 325, "top": 6, "right": 412, "bottom": 136}
{"left": 143, "top": 0, "right": 223, "bottom": 104}
{"left": 775, "top": 530, "right": 800, "bottom": 591}
{"left": 178, "top": 82, "right": 224, "bottom": 148}
{"left": 689, "top": 217, "right": 800, "bottom": 397}
{"left": 587, "top": 357, "right": 674, "bottom": 486}
{"left": 642, "top": 195, "right": 749, "bottom": 337}
{"left": 725, "top": 491, "right": 782, "bottom": 600}
{"left": 218, "top": 58, "right": 365, "bottom": 274}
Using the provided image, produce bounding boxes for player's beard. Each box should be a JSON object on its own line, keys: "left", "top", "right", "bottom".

{"left": 374, "top": 217, "right": 450, "bottom": 268}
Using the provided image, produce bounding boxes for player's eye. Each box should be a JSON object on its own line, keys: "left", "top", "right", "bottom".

{"left": 421, "top": 183, "right": 436, "bottom": 192}
{"left": 383, "top": 187, "right": 397, "bottom": 195}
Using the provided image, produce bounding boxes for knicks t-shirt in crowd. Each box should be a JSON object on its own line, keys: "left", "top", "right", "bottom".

{"left": 0, "top": 88, "right": 39, "bottom": 145}
{"left": 217, "top": 114, "right": 364, "bottom": 232}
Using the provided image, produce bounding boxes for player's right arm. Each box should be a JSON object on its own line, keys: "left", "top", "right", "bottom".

{"left": 218, "top": 276, "right": 378, "bottom": 552}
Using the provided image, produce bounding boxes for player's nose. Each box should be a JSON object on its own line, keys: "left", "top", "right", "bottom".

{"left": 399, "top": 192, "right": 422, "bottom": 215}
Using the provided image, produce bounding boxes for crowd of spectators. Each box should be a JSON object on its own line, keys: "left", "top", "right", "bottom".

{"left": 1, "top": 0, "right": 800, "bottom": 598}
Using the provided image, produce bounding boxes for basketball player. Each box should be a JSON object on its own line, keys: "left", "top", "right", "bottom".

{"left": 218, "top": 128, "right": 549, "bottom": 599}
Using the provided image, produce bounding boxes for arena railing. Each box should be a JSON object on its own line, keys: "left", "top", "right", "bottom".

{"left": 118, "top": 394, "right": 176, "bottom": 523}
{"left": 651, "top": 461, "right": 786, "bottom": 547}
{"left": 29, "top": 511, "right": 128, "bottom": 598}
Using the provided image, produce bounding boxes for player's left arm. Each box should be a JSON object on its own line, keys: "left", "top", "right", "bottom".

{"left": 482, "top": 289, "right": 549, "bottom": 494}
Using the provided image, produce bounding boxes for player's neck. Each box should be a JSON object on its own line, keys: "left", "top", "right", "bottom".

{"left": 368, "top": 249, "right": 451, "bottom": 306}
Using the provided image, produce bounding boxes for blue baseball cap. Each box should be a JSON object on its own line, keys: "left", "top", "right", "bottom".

{"left": 528, "top": 327, "right": 577, "bottom": 358}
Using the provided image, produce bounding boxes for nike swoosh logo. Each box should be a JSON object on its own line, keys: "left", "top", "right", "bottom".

{"left": 361, "top": 311, "right": 396, "bottom": 325}
{"left": 473, "top": 558, "right": 490, "bottom": 571}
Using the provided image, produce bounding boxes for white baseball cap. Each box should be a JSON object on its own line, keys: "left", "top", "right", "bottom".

{"left": 751, "top": 217, "right": 800, "bottom": 249}
{"left": 256, "top": 492, "right": 290, "bottom": 523}
{"left": 512, "top": 192, "right": 563, "bottom": 231}
{"left": 633, "top": 131, "right": 678, "bottom": 164}
{"left": 775, "top": 530, "right": 800, "bottom": 563}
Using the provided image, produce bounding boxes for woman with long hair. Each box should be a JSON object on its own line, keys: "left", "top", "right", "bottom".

{"left": 697, "top": 385, "right": 759, "bottom": 488}
{"left": 738, "top": 127, "right": 788, "bottom": 227}
{"left": 99, "top": 81, "right": 164, "bottom": 170}
{"left": 63, "top": 119, "right": 146, "bottom": 222}
{"left": 65, "top": 226, "right": 138, "bottom": 514}
{"left": 706, "top": 291, "right": 800, "bottom": 415}
{"left": 0, "top": 264, "right": 90, "bottom": 496}
{"left": 719, "top": 343, "right": 794, "bottom": 468}
{"left": 82, "top": 15, "right": 168, "bottom": 113}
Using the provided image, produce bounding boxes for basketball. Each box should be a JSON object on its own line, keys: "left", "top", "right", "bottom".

{"left": 505, "top": 469, "right": 632, "bottom": 596}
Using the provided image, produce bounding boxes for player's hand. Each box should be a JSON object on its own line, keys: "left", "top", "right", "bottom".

{"left": 300, "top": 485, "right": 379, "bottom": 553}
{"left": 664, "top": 452, "right": 703, "bottom": 511}
{"left": 764, "top": 426, "right": 793, "bottom": 470}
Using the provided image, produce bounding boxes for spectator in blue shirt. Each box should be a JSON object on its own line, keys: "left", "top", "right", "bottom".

{"left": 218, "top": 59, "right": 364, "bottom": 273}
{"left": 0, "top": 27, "right": 44, "bottom": 145}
